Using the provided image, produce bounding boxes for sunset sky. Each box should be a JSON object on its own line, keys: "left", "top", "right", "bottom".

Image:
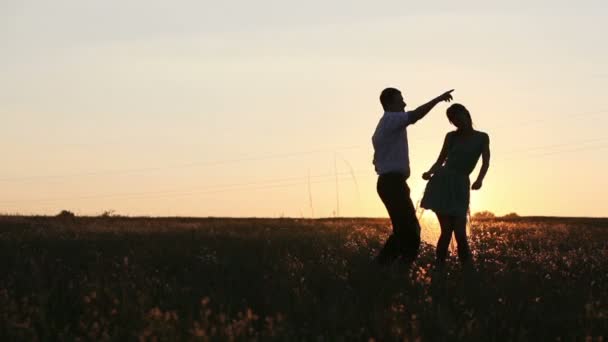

{"left": 1, "top": 0, "right": 607, "bottom": 218}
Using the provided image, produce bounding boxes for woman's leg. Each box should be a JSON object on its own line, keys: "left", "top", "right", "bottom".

{"left": 453, "top": 215, "right": 471, "bottom": 263}
{"left": 436, "top": 214, "right": 453, "bottom": 266}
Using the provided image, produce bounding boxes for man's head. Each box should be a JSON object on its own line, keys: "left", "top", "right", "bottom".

{"left": 380, "top": 87, "right": 406, "bottom": 112}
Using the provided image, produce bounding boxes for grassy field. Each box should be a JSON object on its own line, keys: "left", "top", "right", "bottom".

{"left": 0, "top": 215, "right": 606, "bottom": 341}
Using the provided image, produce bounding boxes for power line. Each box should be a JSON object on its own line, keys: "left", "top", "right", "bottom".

{"left": 515, "top": 109, "right": 608, "bottom": 128}
{"left": 4, "top": 136, "right": 607, "bottom": 205}
{"left": 0, "top": 145, "right": 363, "bottom": 183}
{"left": 517, "top": 143, "right": 608, "bottom": 158}
{"left": 1, "top": 107, "right": 607, "bottom": 212}
{"left": 0, "top": 170, "right": 369, "bottom": 205}
{"left": 1, "top": 137, "right": 606, "bottom": 204}
{"left": 411, "top": 109, "right": 608, "bottom": 143}
{"left": 2, "top": 109, "right": 606, "bottom": 183}
{"left": 500, "top": 137, "right": 608, "bottom": 156}
{"left": 1, "top": 139, "right": 606, "bottom": 210}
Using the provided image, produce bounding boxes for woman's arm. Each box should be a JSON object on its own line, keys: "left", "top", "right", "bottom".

{"left": 422, "top": 133, "right": 452, "bottom": 179}
{"left": 472, "top": 134, "right": 491, "bottom": 190}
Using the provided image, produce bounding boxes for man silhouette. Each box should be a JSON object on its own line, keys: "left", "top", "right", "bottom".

{"left": 372, "top": 88, "right": 454, "bottom": 265}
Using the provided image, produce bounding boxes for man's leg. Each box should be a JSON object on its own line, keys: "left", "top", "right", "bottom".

{"left": 376, "top": 174, "right": 408, "bottom": 264}
{"left": 399, "top": 181, "right": 421, "bottom": 262}
{"left": 375, "top": 234, "right": 401, "bottom": 265}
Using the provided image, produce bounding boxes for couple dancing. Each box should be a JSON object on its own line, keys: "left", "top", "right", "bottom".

{"left": 372, "top": 88, "right": 490, "bottom": 267}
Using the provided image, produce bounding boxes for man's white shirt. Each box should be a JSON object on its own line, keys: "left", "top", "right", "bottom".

{"left": 372, "top": 111, "right": 413, "bottom": 176}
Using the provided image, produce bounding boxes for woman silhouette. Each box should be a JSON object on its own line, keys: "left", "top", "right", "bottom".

{"left": 420, "top": 103, "right": 490, "bottom": 267}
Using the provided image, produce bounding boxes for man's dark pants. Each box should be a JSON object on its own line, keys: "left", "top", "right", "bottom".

{"left": 376, "top": 172, "right": 421, "bottom": 264}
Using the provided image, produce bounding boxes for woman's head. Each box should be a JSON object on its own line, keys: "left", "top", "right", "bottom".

{"left": 446, "top": 103, "right": 473, "bottom": 130}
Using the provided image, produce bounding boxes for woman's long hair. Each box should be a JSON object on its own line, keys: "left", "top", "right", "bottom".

{"left": 446, "top": 103, "right": 473, "bottom": 129}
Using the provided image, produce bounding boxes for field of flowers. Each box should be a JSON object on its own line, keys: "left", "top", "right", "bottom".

{"left": 0, "top": 215, "right": 606, "bottom": 340}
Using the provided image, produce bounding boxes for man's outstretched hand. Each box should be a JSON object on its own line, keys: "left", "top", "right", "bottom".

{"left": 437, "top": 89, "right": 454, "bottom": 103}
{"left": 410, "top": 89, "right": 455, "bottom": 124}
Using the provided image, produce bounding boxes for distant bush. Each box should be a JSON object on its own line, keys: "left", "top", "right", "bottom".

{"left": 503, "top": 212, "right": 520, "bottom": 218}
{"left": 56, "top": 210, "right": 76, "bottom": 219}
{"left": 100, "top": 210, "right": 116, "bottom": 218}
{"left": 473, "top": 210, "right": 495, "bottom": 219}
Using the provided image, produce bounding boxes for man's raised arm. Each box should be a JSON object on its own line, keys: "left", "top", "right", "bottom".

{"left": 409, "top": 89, "right": 454, "bottom": 124}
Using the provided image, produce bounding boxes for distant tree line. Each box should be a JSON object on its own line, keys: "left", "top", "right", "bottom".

{"left": 472, "top": 211, "right": 519, "bottom": 219}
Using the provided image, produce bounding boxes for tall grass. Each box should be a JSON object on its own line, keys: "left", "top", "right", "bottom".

{"left": 0, "top": 216, "right": 606, "bottom": 340}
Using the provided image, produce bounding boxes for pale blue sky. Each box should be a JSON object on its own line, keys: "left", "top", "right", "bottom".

{"left": 1, "top": 1, "right": 607, "bottom": 217}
